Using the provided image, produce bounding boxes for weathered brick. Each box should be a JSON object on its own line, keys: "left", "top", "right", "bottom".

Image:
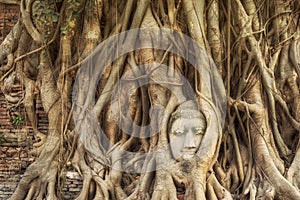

{"left": 0, "top": 4, "right": 84, "bottom": 199}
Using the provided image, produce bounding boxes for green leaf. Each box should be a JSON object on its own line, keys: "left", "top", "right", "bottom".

{"left": 52, "top": 13, "right": 59, "bottom": 22}
{"left": 37, "top": 63, "right": 43, "bottom": 69}
{"left": 60, "top": 25, "right": 67, "bottom": 31}
{"left": 11, "top": 114, "right": 25, "bottom": 126}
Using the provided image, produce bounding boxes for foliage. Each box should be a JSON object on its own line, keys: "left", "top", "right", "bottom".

{"left": 0, "top": 133, "right": 5, "bottom": 144}
{"left": 11, "top": 113, "right": 25, "bottom": 127}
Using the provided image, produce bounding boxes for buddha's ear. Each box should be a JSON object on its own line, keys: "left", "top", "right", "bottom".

{"left": 196, "top": 98, "right": 222, "bottom": 170}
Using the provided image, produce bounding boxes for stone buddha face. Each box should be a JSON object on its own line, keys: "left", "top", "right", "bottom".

{"left": 169, "top": 101, "right": 206, "bottom": 161}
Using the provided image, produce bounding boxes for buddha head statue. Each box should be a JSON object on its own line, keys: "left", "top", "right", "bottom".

{"left": 168, "top": 100, "right": 207, "bottom": 161}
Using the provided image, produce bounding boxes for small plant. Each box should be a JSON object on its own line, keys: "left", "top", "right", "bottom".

{"left": 12, "top": 113, "right": 25, "bottom": 127}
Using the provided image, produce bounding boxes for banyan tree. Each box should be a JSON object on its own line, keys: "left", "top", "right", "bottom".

{"left": 0, "top": 0, "right": 300, "bottom": 199}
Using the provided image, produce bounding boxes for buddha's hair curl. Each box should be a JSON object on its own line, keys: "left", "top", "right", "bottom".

{"left": 168, "top": 100, "right": 207, "bottom": 131}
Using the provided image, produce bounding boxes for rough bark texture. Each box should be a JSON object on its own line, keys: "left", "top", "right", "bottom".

{"left": 0, "top": 0, "right": 300, "bottom": 199}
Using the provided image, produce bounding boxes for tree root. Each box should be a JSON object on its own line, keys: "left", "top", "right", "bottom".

{"left": 32, "top": 132, "right": 47, "bottom": 147}
{"left": 286, "top": 147, "right": 300, "bottom": 191}
{"left": 0, "top": 21, "right": 21, "bottom": 65}
{"left": 73, "top": 143, "right": 92, "bottom": 200}
{"left": 20, "top": 0, "right": 43, "bottom": 43}
{"left": 234, "top": 76, "right": 300, "bottom": 199}
{"left": 9, "top": 136, "right": 60, "bottom": 200}
{"left": 1, "top": 72, "right": 21, "bottom": 103}
{"left": 151, "top": 169, "right": 178, "bottom": 200}
{"left": 207, "top": 173, "right": 233, "bottom": 200}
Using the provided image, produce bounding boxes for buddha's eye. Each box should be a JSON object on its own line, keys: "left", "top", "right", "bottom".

{"left": 174, "top": 130, "right": 184, "bottom": 136}
{"left": 194, "top": 128, "right": 205, "bottom": 135}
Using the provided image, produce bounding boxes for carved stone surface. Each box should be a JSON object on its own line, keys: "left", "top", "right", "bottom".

{"left": 169, "top": 100, "right": 207, "bottom": 161}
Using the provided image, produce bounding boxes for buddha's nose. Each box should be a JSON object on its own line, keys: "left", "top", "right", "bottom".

{"left": 184, "top": 130, "right": 196, "bottom": 149}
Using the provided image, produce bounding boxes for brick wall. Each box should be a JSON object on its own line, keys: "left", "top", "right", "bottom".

{"left": 0, "top": 85, "right": 83, "bottom": 199}
{"left": 0, "top": 3, "right": 83, "bottom": 199}
{"left": 0, "top": 83, "right": 44, "bottom": 199}
{"left": 0, "top": 3, "right": 20, "bottom": 43}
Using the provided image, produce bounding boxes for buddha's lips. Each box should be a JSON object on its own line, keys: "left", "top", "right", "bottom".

{"left": 181, "top": 150, "right": 196, "bottom": 154}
